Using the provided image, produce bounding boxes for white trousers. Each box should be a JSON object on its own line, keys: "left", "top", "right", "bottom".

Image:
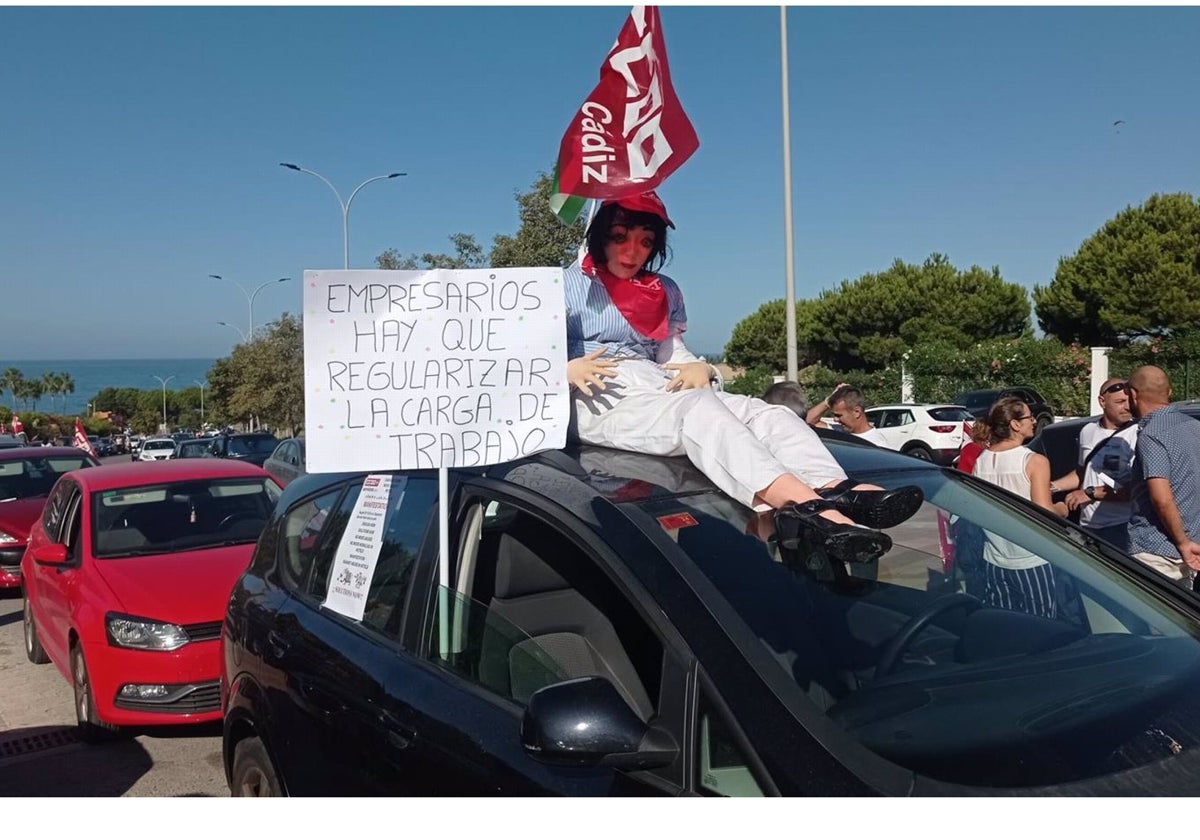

{"left": 572, "top": 358, "right": 847, "bottom": 508}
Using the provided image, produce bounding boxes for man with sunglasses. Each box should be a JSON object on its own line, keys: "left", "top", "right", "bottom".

{"left": 1049, "top": 377, "right": 1137, "bottom": 550}
{"left": 1126, "top": 365, "right": 1200, "bottom": 586}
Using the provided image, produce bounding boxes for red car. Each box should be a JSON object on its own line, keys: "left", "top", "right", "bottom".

{"left": 21, "top": 459, "right": 282, "bottom": 739}
{"left": 0, "top": 446, "right": 100, "bottom": 588}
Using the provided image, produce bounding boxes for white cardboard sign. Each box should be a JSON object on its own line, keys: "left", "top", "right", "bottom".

{"left": 321, "top": 474, "right": 399, "bottom": 621}
{"left": 303, "top": 268, "right": 568, "bottom": 473}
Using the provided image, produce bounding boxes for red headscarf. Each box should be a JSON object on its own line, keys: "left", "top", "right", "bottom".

{"left": 581, "top": 253, "right": 669, "bottom": 340}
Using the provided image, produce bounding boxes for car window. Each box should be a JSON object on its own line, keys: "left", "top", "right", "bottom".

{"left": 308, "top": 477, "right": 438, "bottom": 637}
{"left": 144, "top": 440, "right": 175, "bottom": 451}
{"left": 0, "top": 455, "right": 93, "bottom": 501}
{"left": 41, "top": 478, "right": 76, "bottom": 537}
{"left": 91, "top": 476, "right": 280, "bottom": 557}
{"left": 629, "top": 468, "right": 1200, "bottom": 790}
{"left": 864, "top": 410, "right": 882, "bottom": 426}
{"left": 928, "top": 407, "right": 973, "bottom": 423}
{"left": 280, "top": 487, "right": 345, "bottom": 587}
{"left": 432, "top": 499, "right": 663, "bottom": 722}
{"left": 61, "top": 489, "right": 83, "bottom": 562}
{"left": 228, "top": 436, "right": 279, "bottom": 456}
{"left": 697, "top": 689, "right": 764, "bottom": 797}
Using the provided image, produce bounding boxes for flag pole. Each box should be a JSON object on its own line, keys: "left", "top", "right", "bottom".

{"left": 781, "top": 5, "right": 798, "bottom": 382}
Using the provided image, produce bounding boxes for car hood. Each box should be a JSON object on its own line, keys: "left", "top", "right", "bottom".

{"left": 91, "top": 544, "right": 255, "bottom": 624}
{"left": 0, "top": 497, "right": 47, "bottom": 541}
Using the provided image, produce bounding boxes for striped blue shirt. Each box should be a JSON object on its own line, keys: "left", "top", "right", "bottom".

{"left": 1128, "top": 405, "right": 1200, "bottom": 558}
{"left": 564, "top": 260, "right": 688, "bottom": 361}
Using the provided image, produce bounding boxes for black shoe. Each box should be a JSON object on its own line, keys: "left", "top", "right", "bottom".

{"left": 775, "top": 500, "right": 892, "bottom": 564}
{"left": 817, "top": 480, "right": 924, "bottom": 529}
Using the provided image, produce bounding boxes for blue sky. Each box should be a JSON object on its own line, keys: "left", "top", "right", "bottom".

{"left": 2, "top": 4, "right": 1197, "bottom": 360}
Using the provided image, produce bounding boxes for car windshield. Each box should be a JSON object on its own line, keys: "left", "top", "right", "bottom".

{"left": 144, "top": 440, "right": 175, "bottom": 451}
{"left": 954, "top": 390, "right": 1000, "bottom": 410}
{"left": 228, "top": 436, "right": 278, "bottom": 456}
{"left": 91, "top": 476, "right": 282, "bottom": 557}
{"left": 0, "top": 455, "right": 95, "bottom": 500}
{"left": 623, "top": 467, "right": 1200, "bottom": 790}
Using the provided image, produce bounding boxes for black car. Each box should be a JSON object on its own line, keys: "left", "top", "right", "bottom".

{"left": 209, "top": 432, "right": 280, "bottom": 467}
{"left": 955, "top": 386, "right": 1055, "bottom": 434}
{"left": 1028, "top": 398, "right": 1200, "bottom": 480}
{"left": 222, "top": 437, "right": 1200, "bottom": 796}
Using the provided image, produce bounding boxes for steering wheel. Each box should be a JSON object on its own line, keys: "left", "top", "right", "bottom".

{"left": 875, "top": 593, "right": 982, "bottom": 679}
{"left": 218, "top": 512, "right": 256, "bottom": 530}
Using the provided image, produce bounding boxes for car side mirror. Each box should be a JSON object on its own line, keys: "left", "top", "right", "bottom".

{"left": 520, "top": 676, "right": 677, "bottom": 771}
{"left": 32, "top": 542, "right": 70, "bottom": 567}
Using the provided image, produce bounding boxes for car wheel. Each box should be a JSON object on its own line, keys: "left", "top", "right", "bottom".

{"left": 904, "top": 443, "right": 934, "bottom": 462}
{"left": 231, "top": 737, "right": 282, "bottom": 797}
{"left": 71, "top": 643, "right": 120, "bottom": 743}
{"left": 23, "top": 590, "right": 50, "bottom": 664}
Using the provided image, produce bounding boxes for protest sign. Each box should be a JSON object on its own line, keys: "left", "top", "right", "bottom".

{"left": 321, "top": 474, "right": 398, "bottom": 621}
{"left": 304, "top": 267, "right": 568, "bottom": 473}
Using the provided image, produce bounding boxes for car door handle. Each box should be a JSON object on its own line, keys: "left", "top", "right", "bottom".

{"left": 375, "top": 709, "right": 417, "bottom": 751}
{"left": 266, "top": 630, "right": 290, "bottom": 660}
{"left": 296, "top": 679, "right": 349, "bottom": 723}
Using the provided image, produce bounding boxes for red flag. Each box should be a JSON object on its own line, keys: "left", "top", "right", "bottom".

{"left": 554, "top": 6, "right": 699, "bottom": 202}
{"left": 11, "top": 414, "right": 23, "bottom": 435}
{"left": 74, "top": 418, "right": 98, "bottom": 458}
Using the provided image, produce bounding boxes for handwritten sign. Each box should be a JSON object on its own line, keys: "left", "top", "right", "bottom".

{"left": 321, "top": 474, "right": 398, "bottom": 621}
{"left": 304, "top": 268, "right": 568, "bottom": 473}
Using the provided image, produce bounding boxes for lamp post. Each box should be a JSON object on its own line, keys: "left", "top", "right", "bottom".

{"left": 151, "top": 375, "right": 175, "bottom": 433}
{"left": 209, "top": 275, "right": 290, "bottom": 339}
{"left": 217, "top": 321, "right": 248, "bottom": 344}
{"left": 86, "top": 402, "right": 94, "bottom": 417}
{"left": 279, "top": 163, "right": 406, "bottom": 269}
{"left": 194, "top": 380, "right": 207, "bottom": 427}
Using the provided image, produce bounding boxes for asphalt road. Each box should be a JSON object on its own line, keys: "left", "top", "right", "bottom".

{"left": 0, "top": 452, "right": 228, "bottom": 797}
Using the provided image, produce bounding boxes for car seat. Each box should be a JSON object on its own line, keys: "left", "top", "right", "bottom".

{"left": 478, "top": 531, "right": 655, "bottom": 720}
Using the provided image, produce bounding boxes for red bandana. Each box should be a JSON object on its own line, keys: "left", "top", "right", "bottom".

{"left": 581, "top": 254, "right": 669, "bottom": 340}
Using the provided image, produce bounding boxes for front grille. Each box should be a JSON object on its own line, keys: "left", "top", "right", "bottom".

{"left": 114, "top": 680, "right": 221, "bottom": 713}
{"left": 183, "top": 620, "right": 223, "bottom": 642}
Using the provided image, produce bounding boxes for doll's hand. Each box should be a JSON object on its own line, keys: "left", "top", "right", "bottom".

{"left": 568, "top": 347, "right": 619, "bottom": 396}
{"left": 663, "top": 361, "right": 713, "bottom": 392}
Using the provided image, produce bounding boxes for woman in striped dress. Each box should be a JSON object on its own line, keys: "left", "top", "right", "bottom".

{"left": 564, "top": 191, "right": 922, "bottom": 563}
{"left": 971, "top": 396, "right": 1058, "bottom": 616}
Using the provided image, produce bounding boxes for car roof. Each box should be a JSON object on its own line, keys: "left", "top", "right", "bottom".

{"left": 66, "top": 458, "right": 269, "bottom": 491}
{"left": 277, "top": 434, "right": 937, "bottom": 510}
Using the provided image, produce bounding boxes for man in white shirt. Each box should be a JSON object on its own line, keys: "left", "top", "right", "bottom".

{"left": 823, "top": 386, "right": 890, "bottom": 447}
{"left": 1050, "top": 377, "right": 1137, "bottom": 550}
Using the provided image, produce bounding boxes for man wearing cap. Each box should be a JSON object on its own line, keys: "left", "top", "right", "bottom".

{"left": 563, "top": 191, "right": 923, "bottom": 564}
{"left": 1049, "top": 377, "right": 1137, "bottom": 550}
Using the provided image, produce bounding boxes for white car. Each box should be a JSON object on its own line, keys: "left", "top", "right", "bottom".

{"left": 137, "top": 436, "right": 177, "bottom": 461}
{"left": 863, "top": 403, "right": 973, "bottom": 465}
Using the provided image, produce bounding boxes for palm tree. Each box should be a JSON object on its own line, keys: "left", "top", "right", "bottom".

{"left": 0, "top": 367, "right": 22, "bottom": 412}
{"left": 58, "top": 372, "right": 75, "bottom": 412}
{"left": 42, "top": 372, "right": 62, "bottom": 412}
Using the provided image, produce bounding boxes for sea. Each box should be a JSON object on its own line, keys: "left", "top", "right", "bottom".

{"left": 0, "top": 359, "right": 216, "bottom": 416}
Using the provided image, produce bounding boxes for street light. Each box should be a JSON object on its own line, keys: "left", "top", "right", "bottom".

{"left": 151, "top": 375, "right": 175, "bottom": 433}
{"left": 217, "top": 321, "right": 248, "bottom": 343}
{"left": 86, "top": 402, "right": 94, "bottom": 417}
{"left": 209, "top": 275, "right": 290, "bottom": 339}
{"left": 280, "top": 163, "right": 406, "bottom": 269}
{"left": 193, "top": 380, "right": 207, "bottom": 427}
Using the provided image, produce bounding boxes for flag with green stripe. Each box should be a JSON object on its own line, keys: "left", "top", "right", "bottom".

{"left": 549, "top": 162, "right": 588, "bottom": 225}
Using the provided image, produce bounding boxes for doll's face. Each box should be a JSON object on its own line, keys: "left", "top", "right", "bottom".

{"left": 604, "top": 224, "right": 656, "bottom": 279}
